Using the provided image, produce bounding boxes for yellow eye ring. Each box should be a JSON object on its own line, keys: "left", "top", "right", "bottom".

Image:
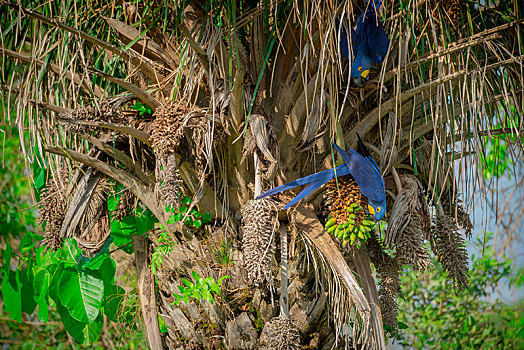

{"left": 358, "top": 67, "right": 363, "bottom": 72}
{"left": 376, "top": 207, "right": 381, "bottom": 213}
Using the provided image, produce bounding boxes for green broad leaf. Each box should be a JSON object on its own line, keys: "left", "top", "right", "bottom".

{"left": 2, "top": 269, "right": 22, "bottom": 322}
{"left": 185, "top": 217, "right": 194, "bottom": 226}
{"left": 179, "top": 206, "right": 188, "bottom": 213}
{"left": 110, "top": 217, "right": 135, "bottom": 254}
{"left": 136, "top": 210, "right": 158, "bottom": 235}
{"left": 398, "top": 321, "right": 409, "bottom": 329}
{"left": 84, "top": 255, "right": 116, "bottom": 294}
{"left": 202, "top": 212, "right": 212, "bottom": 223}
{"left": 103, "top": 285, "right": 125, "bottom": 322}
{"left": 60, "top": 239, "right": 80, "bottom": 266}
{"left": 58, "top": 267, "right": 104, "bottom": 324}
{"left": 19, "top": 233, "right": 36, "bottom": 253}
{"left": 182, "top": 278, "right": 193, "bottom": 288}
{"left": 33, "top": 270, "right": 51, "bottom": 323}
{"left": 2, "top": 244, "right": 13, "bottom": 272}
{"left": 159, "top": 315, "right": 168, "bottom": 333}
{"left": 167, "top": 215, "right": 177, "bottom": 224}
{"left": 181, "top": 196, "right": 191, "bottom": 205}
{"left": 191, "top": 271, "right": 202, "bottom": 283}
{"left": 48, "top": 262, "right": 65, "bottom": 301}
{"left": 194, "top": 211, "right": 202, "bottom": 219}
{"left": 193, "top": 220, "right": 202, "bottom": 229}
{"left": 190, "top": 208, "right": 198, "bottom": 215}
{"left": 201, "top": 290, "right": 213, "bottom": 304}
{"left": 165, "top": 204, "right": 177, "bottom": 213}
{"left": 56, "top": 301, "right": 87, "bottom": 343}
{"left": 173, "top": 213, "right": 183, "bottom": 222}
{"left": 56, "top": 302, "right": 104, "bottom": 345}
{"left": 20, "top": 259, "right": 37, "bottom": 315}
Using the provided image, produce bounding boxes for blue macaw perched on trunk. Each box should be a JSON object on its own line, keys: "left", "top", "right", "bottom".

{"left": 337, "top": 0, "right": 390, "bottom": 86}
{"left": 256, "top": 135, "right": 386, "bottom": 220}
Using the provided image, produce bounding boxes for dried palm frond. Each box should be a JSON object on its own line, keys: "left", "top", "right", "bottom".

{"left": 294, "top": 207, "right": 381, "bottom": 349}
{"left": 60, "top": 102, "right": 125, "bottom": 134}
{"left": 241, "top": 198, "right": 278, "bottom": 286}
{"left": 259, "top": 315, "right": 300, "bottom": 350}
{"left": 432, "top": 213, "right": 469, "bottom": 290}
{"left": 242, "top": 114, "right": 279, "bottom": 180}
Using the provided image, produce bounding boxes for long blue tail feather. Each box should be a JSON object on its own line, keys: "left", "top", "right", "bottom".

{"left": 282, "top": 178, "right": 325, "bottom": 209}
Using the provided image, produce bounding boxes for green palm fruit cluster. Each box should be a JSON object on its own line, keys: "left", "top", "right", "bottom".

{"left": 324, "top": 203, "right": 375, "bottom": 247}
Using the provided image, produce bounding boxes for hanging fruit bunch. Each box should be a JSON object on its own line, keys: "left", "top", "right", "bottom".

{"left": 324, "top": 175, "right": 376, "bottom": 247}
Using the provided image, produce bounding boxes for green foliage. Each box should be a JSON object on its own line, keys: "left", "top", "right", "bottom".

{"left": 150, "top": 225, "right": 176, "bottom": 275}
{"left": 480, "top": 116, "right": 521, "bottom": 180}
{"left": 209, "top": 238, "right": 233, "bottom": 266}
{"left": 0, "top": 126, "right": 37, "bottom": 238}
{"left": 130, "top": 101, "right": 152, "bottom": 116}
{"left": 0, "top": 236, "right": 124, "bottom": 345}
{"left": 166, "top": 195, "right": 212, "bottom": 229}
{"left": 481, "top": 136, "right": 512, "bottom": 179}
{"left": 172, "top": 271, "right": 229, "bottom": 306}
{"left": 107, "top": 183, "right": 158, "bottom": 254}
{"left": 397, "top": 233, "right": 522, "bottom": 349}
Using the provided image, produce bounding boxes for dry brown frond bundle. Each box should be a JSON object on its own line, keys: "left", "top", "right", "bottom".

{"left": 76, "top": 176, "right": 112, "bottom": 254}
{"left": 38, "top": 168, "right": 69, "bottom": 251}
{"left": 432, "top": 214, "right": 469, "bottom": 290}
{"left": 385, "top": 175, "right": 431, "bottom": 270}
{"left": 155, "top": 152, "right": 183, "bottom": 208}
{"left": 61, "top": 102, "right": 125, "bottom": 134}
{"left": 259, "top": 315, "right": 300, "bottom": 350}
{"left": 242, "top": 114, "right": 279, "bottom": 180}
{"left": 241, "top": 198, "right": 277, "bottom": 286}
{"left": 150, "top": 100, "right": 190, "bottom": 156}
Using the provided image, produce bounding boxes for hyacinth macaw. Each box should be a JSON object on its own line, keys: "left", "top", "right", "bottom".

{"left": 337, "top": 0, "right": 390, "bottom": 86}
{"left": 256, "top": 135, "right": 386, "bottom": 220}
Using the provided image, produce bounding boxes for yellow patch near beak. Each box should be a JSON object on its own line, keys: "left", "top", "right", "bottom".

{"left": 361, "top": 69, "right": 370, "bottom": 78}
{"left": 368, "top": 204, "right": 375, "bottom": 215}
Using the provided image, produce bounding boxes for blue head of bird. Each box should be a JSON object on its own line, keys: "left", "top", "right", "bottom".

{"left": 367, "top": 199, "right": 386, "bottom": 220}
{"left": 351, "top": 54, "right": 372, "bottom": 86}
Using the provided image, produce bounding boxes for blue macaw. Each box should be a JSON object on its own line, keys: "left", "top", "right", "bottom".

{"left": 256, "top": 135, "right": 386, "bottom": 220}
{"left": 336, "top": 0, "right": 390, "bottom": 86}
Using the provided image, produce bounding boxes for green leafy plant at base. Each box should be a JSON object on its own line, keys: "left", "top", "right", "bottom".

{"left": 209, "top": 237, "right": 233, "bottom": 266}
{"left": 396, "top": 233, "right": 523, "bottom": 349}
{"left": 172, "top": 271, "right": 229, "bottom": 306}
{"left": 0, "top": 236, "right": 123, "bottom": 345}
{"left": 151, "top": 224, "right": 177, "bottom": 275}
